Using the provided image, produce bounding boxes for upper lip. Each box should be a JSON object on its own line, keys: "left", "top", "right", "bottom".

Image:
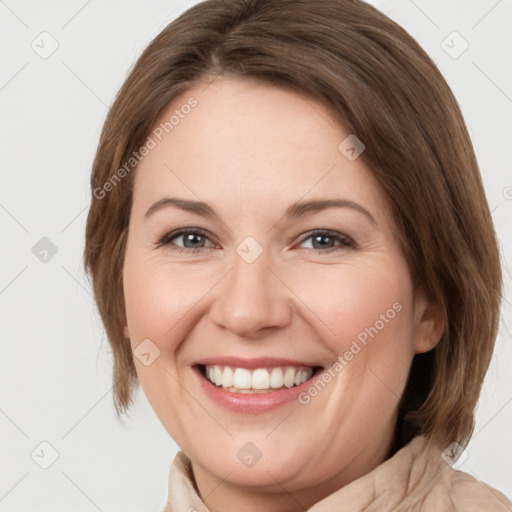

{"left": 193, "top": 356, "right": 323, "bottom": 369}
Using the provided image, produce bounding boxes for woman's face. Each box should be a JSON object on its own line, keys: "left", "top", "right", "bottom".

{"left": 123, "top": 77, "right": 440, "bottom": 508}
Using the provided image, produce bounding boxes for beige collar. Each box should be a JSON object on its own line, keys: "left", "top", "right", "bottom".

{"left": 163, "top": 436, "right": 511, "bottom": 511}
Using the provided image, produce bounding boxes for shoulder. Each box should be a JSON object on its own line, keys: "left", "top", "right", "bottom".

{"left": 445, "top": 469, "right": 512, "bottom": 511}
{"left": 389, "top": 436, "right": 512, "bottom": 511}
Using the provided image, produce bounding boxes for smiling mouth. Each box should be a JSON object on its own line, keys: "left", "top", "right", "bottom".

{"left": 197, "top": 364, "right": 323, "bottom": 393}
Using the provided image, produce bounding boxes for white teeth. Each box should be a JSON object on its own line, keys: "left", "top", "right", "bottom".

{"left": 223, "top": 366, "right": 234, "bottom": 388}
{"left": 284, "top": 367, "right": 296, "bottom": 388}
{"left": 214, "top": 366, "right": 223, "bottom": 386}
{"left": 252, "top": 368, "right": 270, "bottom": 389}
{"left": 270, "top": 368, "right": 284, "bottom": 388}
{"left": 233, "top": 368, "right": 252, "bottom": 389}
{"left": 203, "top": 365, "right": 314, "bottom": 391}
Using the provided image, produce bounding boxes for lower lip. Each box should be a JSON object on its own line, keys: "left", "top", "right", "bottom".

{"left": 192, "top": 365, "right": 322, "bottom": 414}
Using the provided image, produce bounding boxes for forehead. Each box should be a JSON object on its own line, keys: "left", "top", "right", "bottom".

{"left": 132, "top": 77, "right": 386, "bottom": 218}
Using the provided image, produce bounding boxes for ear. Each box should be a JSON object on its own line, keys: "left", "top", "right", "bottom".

{"left": 412, "top": 287, "right": 445, "bottom": 354}
{"left": 124, "top": 325, "right": 130, "bottom": 339}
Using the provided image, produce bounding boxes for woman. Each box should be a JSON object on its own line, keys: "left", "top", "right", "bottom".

{"left": 83, "top": 0, "right": 511, "bottom": 510}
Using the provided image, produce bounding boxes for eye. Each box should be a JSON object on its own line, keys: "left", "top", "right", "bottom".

{"left": 157, "top": 228, "right": 216, "bottom": 253}
{"left": 157, "top": 228, "right": 355, "bottom": 254}
{"left": 297, "top": 229, "right": 354, "bottom": 252}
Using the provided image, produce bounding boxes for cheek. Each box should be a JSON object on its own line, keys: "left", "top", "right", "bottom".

{"left": 123, "top": 254, "right": 215, "bottom": 349}
{"left": 290, "top": 259, "right": 412, "bottom": 354}
{"left": 288, "top": 262, "right": 415, "bottom": 435}
{"left": 289, "top": 257, "right": 416, "bottom": 411}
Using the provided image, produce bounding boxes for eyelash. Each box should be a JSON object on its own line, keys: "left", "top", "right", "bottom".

{"left": 156, "top": 228, "right": 355, "bottom": 254}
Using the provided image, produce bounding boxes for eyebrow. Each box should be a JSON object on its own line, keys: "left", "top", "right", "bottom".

{"left": 144, "top": 197, "right": 377, "bottom": 226}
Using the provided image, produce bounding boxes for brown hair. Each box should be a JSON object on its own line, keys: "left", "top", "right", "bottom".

{"left": 83, "top": 0, "right": 502, "bottom": 451}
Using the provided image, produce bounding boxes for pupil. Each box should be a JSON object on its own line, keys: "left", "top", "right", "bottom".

{"left": 185, "top": 234, "right": 203, "bottom": 248}
{"left": 313, "top": 235, "right": 332, "bottom": 249}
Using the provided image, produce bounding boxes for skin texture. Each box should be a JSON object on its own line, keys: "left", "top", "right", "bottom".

{"left": 122, "top": 77, "right": 444, "bottom": 512}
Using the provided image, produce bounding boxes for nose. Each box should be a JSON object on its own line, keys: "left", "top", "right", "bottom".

{"left": 208, "top": 247, "right": 292, "bottom": 338}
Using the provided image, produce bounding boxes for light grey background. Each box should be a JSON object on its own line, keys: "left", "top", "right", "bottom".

{"left": 1, "top": 0, "right": 511, "bottom": 510}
